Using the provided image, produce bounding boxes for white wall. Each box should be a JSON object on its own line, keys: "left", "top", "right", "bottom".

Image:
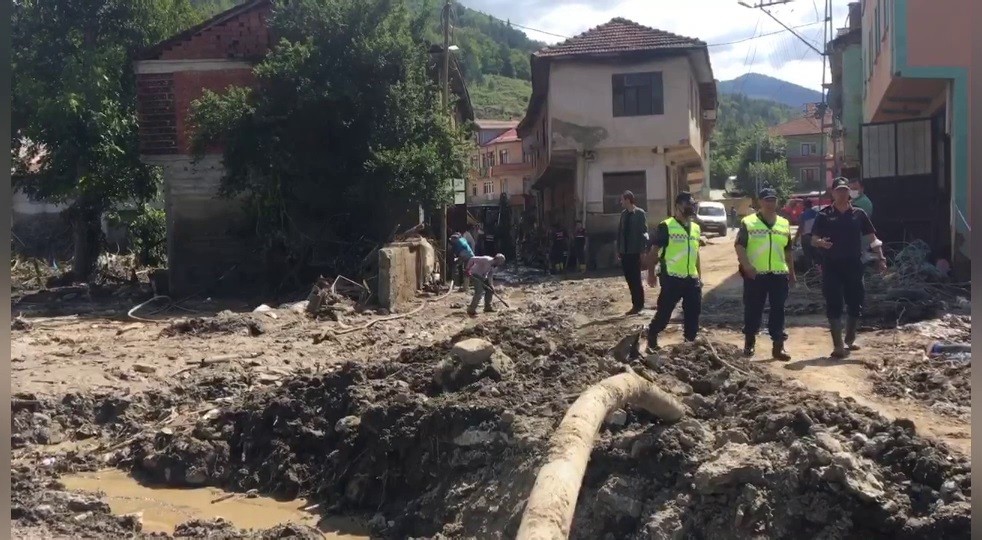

{"left": 582, "top": 148, "right": 668, "bottom": 234}
{"left": 548, "top": 56, "right": 694, "bottom": 152}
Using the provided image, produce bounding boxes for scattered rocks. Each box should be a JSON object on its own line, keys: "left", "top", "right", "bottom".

{"left": 693, "top": 443, "right": 774, "bottom": 494}
{"left": 451, "top": 338, "right": 495, "bottom": 367}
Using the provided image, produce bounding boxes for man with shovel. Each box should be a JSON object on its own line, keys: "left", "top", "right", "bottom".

{"left": 466, "top": 253, "right": 507, "bottom": 317}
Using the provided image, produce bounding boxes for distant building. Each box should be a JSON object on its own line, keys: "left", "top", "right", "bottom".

{"left": 768, "top": 105, "right": 836, "bottom": 193}
{"left": 517, "top": 18, "right": 717, "bottom": 268}
{"left": 468, "top": 127, "right": 534, "bottom": 211}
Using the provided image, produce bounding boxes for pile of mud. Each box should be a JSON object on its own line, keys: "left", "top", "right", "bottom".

{"left": 161, "top": 311, "right": 266, "bottom": 338}
{"left": 870, "top": 352, "right": 970, "bottom": 419}
{"left": 12, "top": 315, "right": 971, "bottom": 539}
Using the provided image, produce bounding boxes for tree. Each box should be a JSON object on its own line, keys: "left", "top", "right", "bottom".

{"left": 188, "top": 0, "right": 471, "bottom": 275}
{"left": 735, "top": 132, "right": 789, "bottom": 197}
{"left": 11, "top": 0, "right": 201, "bottom": 280}
{"left": 747, "top": 161, "right": 795, "bottom": 201}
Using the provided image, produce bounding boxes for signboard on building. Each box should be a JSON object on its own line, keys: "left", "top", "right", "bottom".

{"left": 452, "top": 178, "right": 465, "bottom": 205}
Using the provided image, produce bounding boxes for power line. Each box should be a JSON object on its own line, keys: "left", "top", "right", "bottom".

{"left": 496, "top": 16, "right": 823, "bottom": 51}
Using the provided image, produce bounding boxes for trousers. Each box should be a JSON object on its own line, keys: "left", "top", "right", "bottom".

{"left": 468, "top": 275, "right": 493, "bottom": 313}
{"left": 821, "top": 258, "right": 865, "bottom": 320}
{"left": 742, "top": 272, "right": 790, "bottom": 341}
{"left": 648, "top": 275, "right": 702, "bottom": 341}
{"left": 620, "top": 253, "right": 644, "bottom": 309}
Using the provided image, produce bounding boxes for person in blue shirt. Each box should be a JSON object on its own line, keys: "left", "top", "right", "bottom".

{"left": 450, "top": 233, "right": 475, "bottom": 291}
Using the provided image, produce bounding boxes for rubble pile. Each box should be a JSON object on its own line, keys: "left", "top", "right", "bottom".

{"left": 870, "top": 352, "right": 970, "bottom": 419}
{"left": 10, "top": 317, "right": 971, "bottom": 539}
{"left": 161, "top": 311, "right": 266, "bottom": 338}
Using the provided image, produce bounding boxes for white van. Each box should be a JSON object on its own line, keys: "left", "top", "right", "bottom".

{"left": 695, "top": 201, "right": 728, "bottom": 236}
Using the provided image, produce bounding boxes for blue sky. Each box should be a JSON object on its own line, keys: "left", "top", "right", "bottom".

{"left": 461, "top": 0, "right": 853, "bottom": 91}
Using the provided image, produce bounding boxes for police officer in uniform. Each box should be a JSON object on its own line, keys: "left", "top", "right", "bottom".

{"left": 644, "top": 192, "right": 702, "bottom": 353}
{"left": 811, "top": 177, "right": 886, "bottom": 358}
{"left": 735, "top": 188, "right": 795, "bottom": 360}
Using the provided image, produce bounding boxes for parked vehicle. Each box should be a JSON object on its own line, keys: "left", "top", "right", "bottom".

{"left": 695, "top": 201, "right": 728, "bottom": 236}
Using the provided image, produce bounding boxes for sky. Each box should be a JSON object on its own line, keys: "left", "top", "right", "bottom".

{"left": 461, "top": 0, "right": 854, "bottom": 91}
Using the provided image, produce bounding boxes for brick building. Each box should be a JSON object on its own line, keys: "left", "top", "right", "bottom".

{"left": 134, "top": 0, "right": 473, "bottom": 295}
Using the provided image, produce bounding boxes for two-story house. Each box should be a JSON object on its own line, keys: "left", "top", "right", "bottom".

{"left": 858, "top": 0, "right": 970, "bottom": 276}
{"left": 517, "top": 18, "right": 717, "bottom": 268}
{"left": 468, "top": 127, "right": 534, "bottom": 212}
{"left": 768, "top": 105, "right": 835, "bottom": 193}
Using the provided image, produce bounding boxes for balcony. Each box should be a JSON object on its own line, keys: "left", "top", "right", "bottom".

{"left": 491, "top": 162, "right": 534, "bottom": 175}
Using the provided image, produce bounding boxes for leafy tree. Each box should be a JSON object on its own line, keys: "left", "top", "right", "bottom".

{"left": 709, "top": 94, "right": 795, "bottom": 189}
{"left": 11, "top": 0, "right": 202, "bottom": 281}
{"left": 735, "top": 133, "right": 792, "bottom": 199}
{"left": 188, "top": 0, "right": 471, "bottom": 274}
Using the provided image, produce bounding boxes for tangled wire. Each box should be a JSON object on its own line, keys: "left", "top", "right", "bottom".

{"left": 799, "top": 240, "right": 968, "bottom": 309}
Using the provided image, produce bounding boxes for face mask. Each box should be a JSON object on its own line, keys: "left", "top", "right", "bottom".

{"left": 682, "top": 206, "right": 696, "bottom": 217}
{"left": 849, "top": 189, "right": 860, "bottom": 199}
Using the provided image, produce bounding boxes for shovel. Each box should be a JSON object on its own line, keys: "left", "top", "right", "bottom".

{"left": 476, "top": 276, "right": 511, "bottom": 308}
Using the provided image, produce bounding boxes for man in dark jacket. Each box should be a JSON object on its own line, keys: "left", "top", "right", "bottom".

{"left": 616, "top": 190, "right": 648, "bottom": 315}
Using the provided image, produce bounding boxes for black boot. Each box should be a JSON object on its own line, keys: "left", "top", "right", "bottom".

{"left": 772, "top": 341, "right": 792, "bottom": 361}
{"left": 743, "top": 335, "right": 756, "bottom": 358}
{"left": 646, "top": 331, "right": 659, "bottom": 355}
{"left": 845, "top": 316, "right": 860, "bottom": 350}
{"left": 830, "top": 319, "right": 848, "bottom": 359}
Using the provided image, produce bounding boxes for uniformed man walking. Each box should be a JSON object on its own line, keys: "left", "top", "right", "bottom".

{"left": 811, "top": 177, "right": 886, "bottom": 358}
{"left": 735, "top": 188, "right": 795, "bottom": 361}
{"left": 644, "top": 192, "right": 702, "bottom": 352}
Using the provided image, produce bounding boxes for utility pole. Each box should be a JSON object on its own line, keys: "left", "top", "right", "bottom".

{"left": 740, "top": 0, "right": 833, "bottom": 192}
{"left": 439, "top": 0, "right": 451, "bottom": 283}
{"left": 755, "top": 135, "right": 761, "bottom": 195}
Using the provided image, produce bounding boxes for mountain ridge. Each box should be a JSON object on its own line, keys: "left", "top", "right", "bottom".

{"left": 717, "top": 73, "right": 822, "bottom": 110}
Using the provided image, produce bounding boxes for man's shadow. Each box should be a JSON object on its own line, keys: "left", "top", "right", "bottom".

{"left": 777, "top": 356, "right": 868, "bottom": 371}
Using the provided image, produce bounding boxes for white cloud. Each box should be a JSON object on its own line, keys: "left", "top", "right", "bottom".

{"left": 462, "top": 0, "right": 854, "bottom": 91}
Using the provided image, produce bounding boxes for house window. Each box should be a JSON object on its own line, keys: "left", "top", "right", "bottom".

{"left": 874, "top": 5, "right": 880, "bottom": 55}
{"left": 483, "top": 180, "right": 495, "bottom": 195}
{"left": 800, "top": 143, "right": 818, "bottom": 156}
{"left": 800, "top": 168, "right": 819, "bottom": 187}
{"left": 500, "top": 150, "right": 509, "bottom": 164}
{"left": 612, "top": 72, "right": 664, "bottom": 117}
{"left": 602, "top": 171, "right": 647, "bottom": 214}
{"left": 472, "top": 185, "right": 477, "bottom": 197}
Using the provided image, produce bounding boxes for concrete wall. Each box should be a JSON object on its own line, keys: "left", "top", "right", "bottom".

{"left": 862, "top": 0, "right": 895, "bottom": 122}
{"left": 840, "top": 45, "right": 864, "bottom": 164}
{"left": 547, "top": 56, "right": 693, "bottom": 152}
{"left": 905, "top": 0, "right": 970, "bottom": 69}
{"left": 377, "top": 238, "right": 436, "bottom": 311}
{"left": 149, "top": 154, "right": 256, "bottom": 296}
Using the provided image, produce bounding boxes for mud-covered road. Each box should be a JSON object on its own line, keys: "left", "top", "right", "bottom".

{"left": 10, "top": 236, "right": 971, "bottom": 538}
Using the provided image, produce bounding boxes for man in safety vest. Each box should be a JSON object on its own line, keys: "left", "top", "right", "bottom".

{"left": 644, "top": 192, "right": 703, "bottom": 353}
{"left": 735, "top": 188, "right": 796, "bottom": 360}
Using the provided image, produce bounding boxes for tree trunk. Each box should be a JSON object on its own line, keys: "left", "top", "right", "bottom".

{"left": 69, "top": 204, "right": 103, "bottom": 283}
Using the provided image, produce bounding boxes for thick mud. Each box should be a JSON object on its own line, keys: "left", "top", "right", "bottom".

{"left": 11, "top": 315, "right": 971, "bottom": 539}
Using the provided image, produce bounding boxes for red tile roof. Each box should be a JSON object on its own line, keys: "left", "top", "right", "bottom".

{"left": 768, "top": 111, "right": 833, "bottom": 137}
{"left": 484, "top": 128, "right": 519, "bottom": 146}
{"left": 536, "top": 17, "right": 706, "bottom": 59}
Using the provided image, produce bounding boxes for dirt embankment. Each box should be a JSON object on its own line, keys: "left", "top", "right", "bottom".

{"left": 11, "top": 314, "right": 972, "bottom": 539}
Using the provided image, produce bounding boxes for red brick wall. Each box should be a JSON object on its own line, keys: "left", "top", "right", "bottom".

{"left": 173, "top": 69, "right": 256, "bottom": 153}
{"left": 157, "top": 6, "right": 271, "bottom": 61}
{"left": 136, "top": 73, "right": 178, "bottom": 155}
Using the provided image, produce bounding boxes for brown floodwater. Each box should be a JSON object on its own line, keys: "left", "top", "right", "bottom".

{"left": 60, "top": 469, "right": 369, "bottom": 539}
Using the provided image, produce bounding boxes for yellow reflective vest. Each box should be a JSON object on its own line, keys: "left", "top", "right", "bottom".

{"left": 742, "top": 213, "right": 790, "bottom": 274}
{"left": 661, "top": 218, "right": 700, "bottom": 278}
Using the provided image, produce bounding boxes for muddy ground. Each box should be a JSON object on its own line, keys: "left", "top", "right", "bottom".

{"left": 10, "top": 239, "right": 972, "bottom": 538}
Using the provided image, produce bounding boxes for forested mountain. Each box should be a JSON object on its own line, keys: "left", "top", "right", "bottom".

{"left": 718, "top": 73, "right": 822, "bottom": 109}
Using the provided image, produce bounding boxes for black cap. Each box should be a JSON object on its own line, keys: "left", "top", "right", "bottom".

{"left": 831, "top": 177, "right": 850, "bottom": 190}
{"left": 675, "top": 192, "right": 694, "bottom": 204}
{"left": 758, "top": 188, "right": 778, "bottom": 200}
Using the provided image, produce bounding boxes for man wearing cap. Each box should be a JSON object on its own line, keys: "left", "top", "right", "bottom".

{"left": 644, "top": 192, "right": 702, "bottom": 352}
{"left": 811, "top": 177, "right": 887, "bottom": 358}
{"left": 735, "top": 188, "right": 795, "bottom": 360}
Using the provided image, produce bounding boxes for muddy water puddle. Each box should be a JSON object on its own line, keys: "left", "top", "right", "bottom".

{"left": 61, "top": 469, "right": 368, "bottom": 538}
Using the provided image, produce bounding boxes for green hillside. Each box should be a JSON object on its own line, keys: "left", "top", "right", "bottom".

{"left": 469, "top": 75, "right": 532, "bottom": 121}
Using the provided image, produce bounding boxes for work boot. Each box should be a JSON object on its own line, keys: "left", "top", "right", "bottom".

{"left": 772, "top": 341, "right": 792, "bottom": 361}
{"left": 743, "top": 335, "right": 756, "bottom": 358}
{"left": 844, "top": 316, "right": 861, "bottom": 351}
{"left": 829, "top": 319, "right": 849, "bottom": 359}
{"left": 645, "top": 332, "right": 659, "bottom": 355}
{"left": 484, "top": 305, "right": 495, "bottom": 313}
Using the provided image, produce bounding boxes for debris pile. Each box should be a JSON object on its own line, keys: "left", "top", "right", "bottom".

{"left": 870, "top": 351, "right": 970, "bottom": 419}
{"left": 161, "top": 311, "right": 266, "bottom": 338}
{"left": 11, "top": 317, "right": 972, "bottom": 539}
